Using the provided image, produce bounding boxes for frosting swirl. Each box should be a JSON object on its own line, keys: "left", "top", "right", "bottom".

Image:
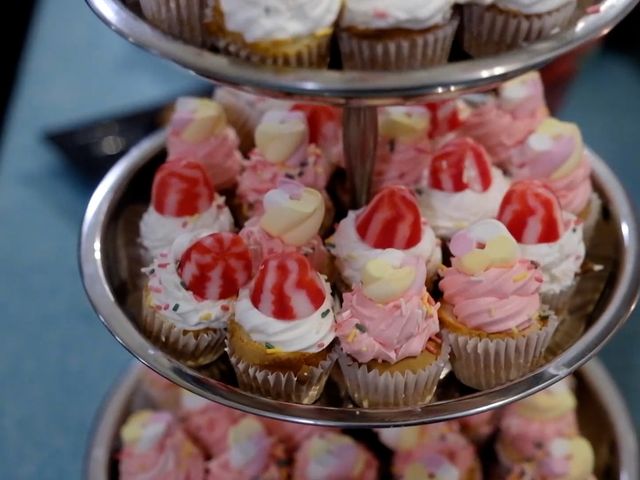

{"left": 340, "top": 0, "right": 454, "bottom": 30}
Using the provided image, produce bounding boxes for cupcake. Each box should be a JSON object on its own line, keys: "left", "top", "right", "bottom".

{"left": 292, "top": 432, "right": 379, "bottom": 480}
{"left": 119, "top": 410, "right": 205, "bottom": 480}
{"left": 460, "top": 0, "right": 577, "bottom": 57}
{"left": 328, "top": 185, "right": 442, "bottom": 289}
{"left": 292, "top": 103, "right": 344, "bottom": 169}
{"left": 456, "top": 72, "right": 549, "bottom": 167}
{"left": 505, "top": 436, "right": 596, "bottom": 480}
{"left": 336, "top": 254, "right": 448, "bottom": 408}
{"left": 425, "top": 98, "right": 469, "bottom": 141}
{"left": 237, "top": 110, "right": 332, "bottom": 218}
{"left": 178, "top": 389, "right": 245, "bottom": 458}
{"left": 378, "top": 423, "right": 482, "bottom": 480}
{"left": 260, "top": 419, "right": 335, "bottom": 453}
{"left": 338, "top": 0, "right": 460, "bottom": 70}
{"left": 139, "top": 0, "right": 207, "bottom": 46}
{"left": 139, "top": 367, "right": 181, "bottom": 411}
{"left": 373, "top": 106, "right": 432, "bottom": 192}
{"left": 415, "top": 137, "right": 510, "bottom": 240}
{"left": 508, "top": 118, "right": 600, "bottom": 241}
{"left": 439, "top": 219, "right": 558, "bottom": 389}
{"left": 139, "top": 159, "right": 235, "bottom": 262}
{"left": 213, "top": 87, "right": 293, "bottom": 154}
{"left": 227, "top": 252, "right": 337, "bottom": 404}
{"left": 205, "top": 0, "right": 341, "bottom": 67}
{"left": 457, "top": 411, "right": 500, "bottom": 445}
{"left": 205, "top": 417, "right": 288, "bottom": 479}
{"left": 166, "top": 97, "right": 243, "bottom": 190}
{"left": 498, "top": 180, "right": 585, "bottom": 314}
{"left": 496, "top": 378, "right": 579, "bottom": 466}
{"left": 141, "top": 231, "right": 252, "bottom": 366}
{"left": 239, "top": 180, "right": 330, "bottom": 275}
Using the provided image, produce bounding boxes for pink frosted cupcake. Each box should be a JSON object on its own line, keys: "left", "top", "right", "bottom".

{"left": 119, "top": 410, "right": 205, "bottom": 480}
{"left": 293, "top": 432, "right": 379, "bottom": 480}
{"left": 239, "top": 180, "right": 330, "bottom": 275}
{"left": 498, "top": 180, "right": 585, "bottom": 315}
{"left": 329, "top": 185, "right": 442, "bottom": 289}
{"left": 336, "top": 254, "right": 448, "bottom": 408}
{"left": 139, "top": 367, "right": 181, "bottom": 411}
{"left": 237, "top": 110, "right": 332, "bottom": 218}
{"left": 166, "top": 97, "right": 243, "bottom": 190}
{"left": 415, "top": 137, "right": 510, "bottom": 240}
{"left": 260, "top": 419, "right": 335, "bottom": 453}
{"left": 292, "top": 103, "right": 344, "bottom": 169}
{"left": 178, "top": 389, "right": 245, "bottom": 458}
{"left": 139, "top": 160, "right": 235, "bottom": 262}
{"left": 508, "top": 118, "right": 600, "bottom": 240}
{"left": 373, "top": 106, "right": 432, "bottom": 192}
{"left": 457, "top": 411, "right": 500, "bottom": 445}
{"left": 439, "top": 219, "right": 558, "bottom": 389}
{"left": 205, "top": 417, "right": 288, "bottom": 480}
{"left": 496, "top": 378, "right": 579, "bottom": 466}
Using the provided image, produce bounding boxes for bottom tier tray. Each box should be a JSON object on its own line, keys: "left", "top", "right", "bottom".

{"left": 84, "top": 358, "right": 637, "bottom": 479}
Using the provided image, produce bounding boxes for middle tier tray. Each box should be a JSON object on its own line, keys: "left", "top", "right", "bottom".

{"left": 80, "top": 130, "right": 639, "bottom": 427}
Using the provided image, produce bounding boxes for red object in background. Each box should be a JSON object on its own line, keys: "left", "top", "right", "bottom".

{"left": 539, "top": 42, "right": 599, "bottom": 114}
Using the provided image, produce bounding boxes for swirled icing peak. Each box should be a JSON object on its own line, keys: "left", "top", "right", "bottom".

{"left": 259, "top": 180, "right": 325, "bottom": 247}
{"left": 250, "top": 253, "right": 326, "bottom": 320}
{"left": 449, "top": 219, "right": 520, "bottom": 275}
{"left": 356, "top": 186, "right": 423, "bottom": 249}
{"left": 498, "top": 180, "right": 565, "bottom": 244}
{"left": 254, "top": 110, "right": 308, "bottom": 164}
{"left": 379, "top": 106, "right": 430, "bottom": 143}
{"left": 171, "top": 97, "right": 227, "bottom": 142}
{"left": 151, "top": 160, "right": 214, "bottom": 217}
{"left": 427, "top": 137, "right": 493, "bottom": 192}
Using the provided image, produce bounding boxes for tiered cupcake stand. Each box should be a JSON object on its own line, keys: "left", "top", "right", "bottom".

{"left": 81, "top": 0, "right": 640, "bottom": 476}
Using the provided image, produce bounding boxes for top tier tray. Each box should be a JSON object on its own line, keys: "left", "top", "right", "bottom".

{"left": 87, "top": 0, "right": 638, "bottom": 104}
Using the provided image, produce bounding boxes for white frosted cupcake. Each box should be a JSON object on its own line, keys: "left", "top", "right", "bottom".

{"left": 461, "top": 0, "right": 577, "bottom": 56}
{"left": 328, "top": 185, "right": 441, "bottom": 289}
{"left": 339, "top": 0, "right": 459, "bottom": 70}
{"left": 415, "top": 137, "right": 510, "bottom": 240}
{"left": 205, "top": 0, "right": 341, "bottom": 67}
{"left": 139, "top": 159, "right": 235, "bottom": 263}
{"left": 141, "top": 231, "right": 252, "bottom": 365}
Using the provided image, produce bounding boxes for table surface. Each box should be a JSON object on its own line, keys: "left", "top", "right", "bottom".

{"left": 0, "top": 1, "right": 639, "bottom": 479}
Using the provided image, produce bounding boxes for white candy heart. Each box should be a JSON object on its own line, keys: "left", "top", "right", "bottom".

{"left": 254, "top": 110, "right": 308, "bottom": 163}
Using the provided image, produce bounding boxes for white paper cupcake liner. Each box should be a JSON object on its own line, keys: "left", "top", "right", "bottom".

{"left": 339, "top": 16, "right": 459, "bottom": 71}
{"left": 442, "top": 311, "right": 559, "bottom": 390}
{"left": 337, "top": 342, "right": 451, "bottom": 408}
{"left": 226, "top": 342, "right": 338, "bottom": 404}
{"left": 140, "top": 304, "right": 226, "bottom": 366}
{"left": 139, "top": 0, "right": 207, "bottom": 46}
{"left": 461, "top": 1, "right": 577, "bottom": 57}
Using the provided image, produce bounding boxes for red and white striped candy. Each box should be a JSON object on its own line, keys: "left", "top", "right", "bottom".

{"left": 250, "top": 253, "right": 326, "bottom": 321}
{"left": 428, "top": 137, "right": 493, "bottom": 193}
{"left": 178, "top": 232, "right": 252, "bottom": 301}
{"left": 291, "top": 104, "right": 340, "bottom": 146}
{"left": 497, "top": 180, "right": 565, "bottom": 244}
{"left": 355, "top": 186, "right": 422, "bottom": 249}
{"left": 425, "top": 99, "right": 464, "bottom": 139}
{"left": 151, "top": 160, "right": 214, "bottom": 217}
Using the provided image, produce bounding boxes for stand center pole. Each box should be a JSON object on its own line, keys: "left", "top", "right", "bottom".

{"left": 343, "top": 105, "right": 378, "bottom": 208}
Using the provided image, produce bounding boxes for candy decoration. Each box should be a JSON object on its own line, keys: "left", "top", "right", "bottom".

{"left": 291, "top": 104, "right": 340, "bottom": 146}
{"left": 178, "top": 232, "right": 252, "bottom": 301}
{"left": 449, "top": 219, "right": 520, "bottom": 275}
{"left": 425, "top": 99, "right": 467, "bottom": 139}
{"left": 361, "top": 257, "right": 417, "bottom": 304}
{"left": 254, "top": 110, "right": 308, "bottom": 164}
{"left": 498, "top": 180, "right": 565, "bottom": 244}
{"left": 171, "top": 97, "right": 227, "bottom": 143}
{"left": 379, "top": 106, "right": 430, "bottom": 142}
{"left": 401, "top": 452, "right": 460, "bottom": 480}
{"left": 151, "top": 160, "right": 214, "bottom": 217}
{"left": 355, "top": 186, "right": 422, "bottom": 249}
{"left": 428, "top": 137, "right": 493, "bottom": 193}
{"left": 250, "top": 253, "right": 326, "bottom": 321}
{"left": 528, "top": 118, "right": 583, "bottom": 180}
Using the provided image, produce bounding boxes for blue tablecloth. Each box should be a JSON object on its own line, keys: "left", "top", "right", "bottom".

{"left": 0, "top": 1, "right": 638, "bottom": 478}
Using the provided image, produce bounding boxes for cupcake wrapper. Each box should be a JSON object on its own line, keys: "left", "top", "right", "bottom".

{"left": 337, "top": 342, "right": 451, "bottom": 408}
{"left": 140, "top": 306, "right": 226, "bottom": 366}
{"left": 226, "top": 342, "right": 338, "bottom": 404}
{"left": 580, "top": 192, "right": 602, "bottom": 245}
{"left": 339, "top": 16, "right": 459, "bottom": 71}
{"left": 216, "top": 33, "right": 332, "bottom": 68}
{"left": 442, "top": 311, "right": 559, "bottom": 390}
{"left": 139, "top": 0, "right": 206, "bottom": 46}
{"left": 461, "top": 2, "right": 576, "bottom": 57}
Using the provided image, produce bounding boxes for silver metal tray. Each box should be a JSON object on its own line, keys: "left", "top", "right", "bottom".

{"left": 79, "top": 131, "right": 640, "bottom": 427}
{"left": 83, "top": 359, "right": 639, "bottom": 479}
{"left": 85, "top": 0, "right": 639, "bottom": 104}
